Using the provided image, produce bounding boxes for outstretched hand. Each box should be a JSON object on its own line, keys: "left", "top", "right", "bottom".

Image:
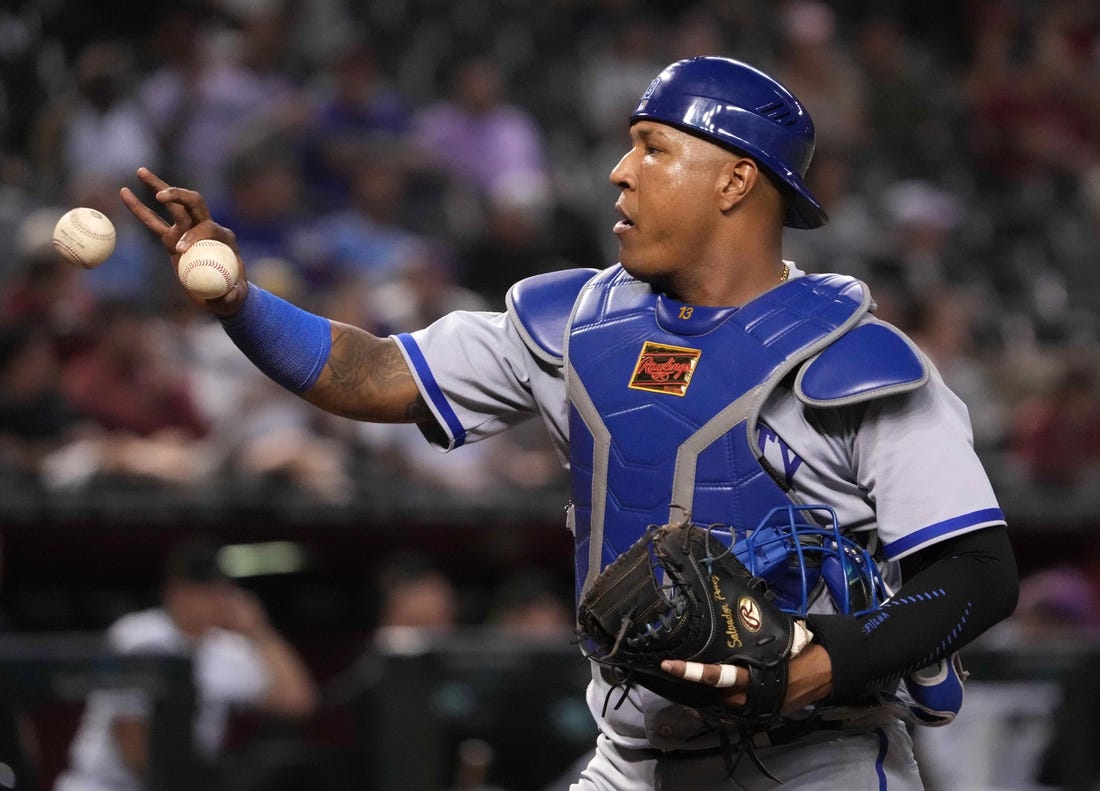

{"left": 120, "top": 166, "right": 249, "bottom": 314}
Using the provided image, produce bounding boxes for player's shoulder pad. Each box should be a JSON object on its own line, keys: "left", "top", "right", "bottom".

{"left": 506, "top": 268, "right": 600, "bottom": 365}
{"left": 794, "top": 319, "right": 929, "bottom": 407}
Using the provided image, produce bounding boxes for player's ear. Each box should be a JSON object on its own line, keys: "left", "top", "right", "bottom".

{"left": 716, "top": 157, "right": 759, "bottom": 212}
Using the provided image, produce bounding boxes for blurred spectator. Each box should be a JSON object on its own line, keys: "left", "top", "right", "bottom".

{"left": 0, "top": 234, "right": 98, "bottom": 351}
{"left": 871, "top": 179, "right": 968, "bottom": 294}
{"left": 300, "top": 37, "right": 412, "bottom": 211}
{"left": 575, "top": 15, "right": 665, "bottom": 143}
{"left": 773, "top": 1, "right": 869, "bottom": 156}
{"left": 852, "top": 13, "right": 958, "bottom": 179}
{"left": 781, "top": 150, "right": 876, "bottom": 278}
{"left": 300, "top": 151, "right": 423, "bottom": 289}
{"left": 902, "top": 287, "right": 1009, "bottom": 453}
{"left": 410, "top": 56, "right": 549, "bottom": 209}
{"left": 457, "top": 171, "right": 603, "bottom": 307}
{"left": 1009, "top": 358, "right": 1100, "bottom": 489}
{"left": 0, "top": 323, "right": 83, "bottom": 478}
{"left": 209, "top": 144, "right": 316, "bottom": 286}
{"left": 60, "top": 301, "right": 207, "bottom": 441}
{"left": 138, "top": 5, "right": 305, "bottom": 206}
{"left": 366, "top": 240, "right": 488, "bottom": 334}
{"left": 0, "top": 305, "right": 220, "bottom": 494}
{"left": 998, "top": 565, "right": 1100, "bottom": 644}
{"left": 265, "top": 0, "right": 359, "bottom": 78}
{"left": 371, "top": 551, "right": 459, "bottom": 635}
{"left": 963, "top": 0, "right": 1100, "bottom": 193}
{"left": 53, "top": 536, "right": 318, "bottom": 791}
{"left": 0, "top": 1, "right": 50, "bottom": 160}
{"left": 565, "top": 13, "right": 664, "bottom": 236}
{"left": 486, "top": 570, "right": 573, "bottom": 641}
{"left": 353, "top": 415, "right": 559, "bottom": 498}
{"left": 29, "top": 38, "right": 160, "bottom": 188}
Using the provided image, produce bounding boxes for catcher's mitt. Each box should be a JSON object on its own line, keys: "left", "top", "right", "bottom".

{"left": 577, "top": 519, "right": 814, "bottom": 734}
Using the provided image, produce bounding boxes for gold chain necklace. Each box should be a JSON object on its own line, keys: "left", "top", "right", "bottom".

{"left": 779, "top": 262, "right": 790, "bottom": 283}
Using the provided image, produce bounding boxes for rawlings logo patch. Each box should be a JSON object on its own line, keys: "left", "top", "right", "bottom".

{"left": 739, "top": 596, "right": 762, "bottom": 632}
{"left": 628, "top": 341, "right": 701, "bottom": 396}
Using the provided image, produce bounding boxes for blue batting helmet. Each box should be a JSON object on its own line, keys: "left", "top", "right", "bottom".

{"left": 631, "top": 57, "right": 828, "bottom": 229}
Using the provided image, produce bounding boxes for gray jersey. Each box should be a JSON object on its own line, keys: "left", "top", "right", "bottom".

{"left": 394, "top": 267, "right": 1004, "bottom": 751}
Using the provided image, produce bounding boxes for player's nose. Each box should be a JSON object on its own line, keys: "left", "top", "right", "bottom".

{"left": 609, "top": 150, "right": 635, "bottom": 190}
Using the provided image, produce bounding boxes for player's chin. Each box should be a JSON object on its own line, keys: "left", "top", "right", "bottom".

{"left": 617, "top": 247, "right": 646, "bottom": 278}
{"left": 619, "top": 256, "right": 669, "bottom": 290}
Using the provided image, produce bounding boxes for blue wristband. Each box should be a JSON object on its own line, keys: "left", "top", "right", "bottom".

{"left": 219, "top": 285, "right": 332, "bottom": 394}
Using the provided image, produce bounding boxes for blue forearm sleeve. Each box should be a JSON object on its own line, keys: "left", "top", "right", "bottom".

{"left": 219, "top": 285, "right": 332, "bottom": 394}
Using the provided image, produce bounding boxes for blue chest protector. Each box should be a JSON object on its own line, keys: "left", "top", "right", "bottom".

{"left": 507, "top": 265, "right": 927, "bottom": 608}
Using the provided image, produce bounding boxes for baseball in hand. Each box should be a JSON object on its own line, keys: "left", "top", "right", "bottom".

{"left": 52, "top": 207, "right": 117, "bottom": 269}
{"left": 177, "top": 239, "right": 240, "bottom": 299}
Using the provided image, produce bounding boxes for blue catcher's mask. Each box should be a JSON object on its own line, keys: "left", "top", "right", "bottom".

{"left": 727, "top": 504, "right": 887, "bottom": 616}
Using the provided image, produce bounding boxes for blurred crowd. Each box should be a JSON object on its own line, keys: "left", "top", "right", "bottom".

{"left": 2, "top": 0, "right": 1100, "bottom": 511}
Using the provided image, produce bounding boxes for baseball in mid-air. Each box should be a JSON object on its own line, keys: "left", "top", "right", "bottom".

{"left": 52, "top": 207, "right": 117, "bottom": 269}
{"left": 177, "top": 239, "right": 240, "bottom": 299}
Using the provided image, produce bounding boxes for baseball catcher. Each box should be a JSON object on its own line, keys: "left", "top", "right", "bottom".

{"left": 125, "top": 51, "right": 1019, "bottom": 790}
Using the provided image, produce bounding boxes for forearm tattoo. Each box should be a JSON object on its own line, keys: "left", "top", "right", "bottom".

{"left": 328, "top": 326, "right": 430, "bottom": 422}
{"left": 327, "top": 325, "right": 371, "bottom": 394}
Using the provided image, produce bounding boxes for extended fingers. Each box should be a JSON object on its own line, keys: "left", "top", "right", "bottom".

{"left": 132, "top": 167, "right": 212, "bottom": 226}
{"left": 122, "top": 167, "right": 198, "bottom": 236}
{"left": 120, "top": 185, "right": 170, "bottom": 235}
{"left": 135, "top": 166, "right": 170, "bottom": 191}
{"left": 661, "top": 659, "right": 740, "bottom": 688}
{"left": 155, "top": 186, "right": 211, "bottom": 224}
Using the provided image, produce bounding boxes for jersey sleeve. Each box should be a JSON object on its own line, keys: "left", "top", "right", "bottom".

{"left": 393, "top": 310, "right": 562, "bottom": 451}
{"left": 855, "top": 363, "right": 1006, "bottom": 560}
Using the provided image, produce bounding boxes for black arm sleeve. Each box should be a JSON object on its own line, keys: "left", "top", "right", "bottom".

{"left": 806, "top": 525, "right": 1019, "bottom": 703}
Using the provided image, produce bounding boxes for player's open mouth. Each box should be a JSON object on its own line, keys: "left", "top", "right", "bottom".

{"left": 613, "top": 204, "right": 635, "bottom": 234}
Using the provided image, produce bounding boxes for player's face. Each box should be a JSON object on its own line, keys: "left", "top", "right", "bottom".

{"left": 609, "top": 122, "right": 731, "bottom": 285}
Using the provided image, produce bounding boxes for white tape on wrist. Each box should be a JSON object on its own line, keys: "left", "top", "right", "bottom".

{"left": 791, "top": 619, "right": 814, "bottom": 657}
